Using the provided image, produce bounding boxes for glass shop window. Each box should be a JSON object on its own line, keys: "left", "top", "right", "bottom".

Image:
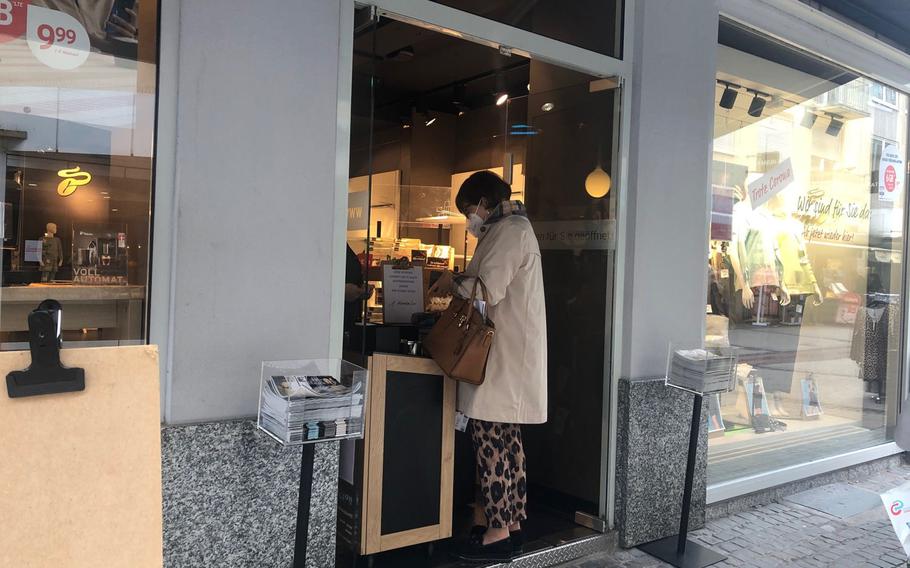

{"left": 0, "top": 0, "right": 158, "bottom": 347}
{"left": 706, "top": 21, "right": 908, "bottom": 485}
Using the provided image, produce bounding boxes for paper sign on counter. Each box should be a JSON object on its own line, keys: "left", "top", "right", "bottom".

{"left": 382, "top": 264, "right": 424, "bottom": 324}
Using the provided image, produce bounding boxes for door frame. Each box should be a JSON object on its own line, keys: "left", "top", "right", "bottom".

{"left": 332, "top": 0, "right": 637, "bottom": 530}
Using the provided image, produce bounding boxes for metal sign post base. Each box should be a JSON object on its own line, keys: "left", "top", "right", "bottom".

{"left": 639, "top": 535, "right": 726, "bottom": 568}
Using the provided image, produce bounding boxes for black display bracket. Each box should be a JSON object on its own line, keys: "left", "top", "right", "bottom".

{"left": 6, "top": 299, "right": 85, "bottom": 398}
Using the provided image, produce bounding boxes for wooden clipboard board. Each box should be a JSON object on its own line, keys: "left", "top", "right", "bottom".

{"left": 0, "top": 345, "right": 163, "bottom": 567}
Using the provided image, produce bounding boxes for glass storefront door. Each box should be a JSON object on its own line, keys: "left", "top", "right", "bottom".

{"left": 344, "top": 2, "right": 624, "bottom": 556}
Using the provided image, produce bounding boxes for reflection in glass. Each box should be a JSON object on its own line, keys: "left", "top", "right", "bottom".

{"left": 0, "top": 0, "right": 157, "bottom": 348}
{"left": 706, "top": 22, "right": 907, "bottom": 485}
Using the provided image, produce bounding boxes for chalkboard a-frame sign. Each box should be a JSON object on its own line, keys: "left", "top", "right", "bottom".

{"left": 360, "top": 353, "right": 456, "bottom": 555}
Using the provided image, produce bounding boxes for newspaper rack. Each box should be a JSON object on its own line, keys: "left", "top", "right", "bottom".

{"left": 258, "top": 358, "right": 367, "bottom": 446}
{"left": 257, "top": 358, "right": 367, "bottom": 568}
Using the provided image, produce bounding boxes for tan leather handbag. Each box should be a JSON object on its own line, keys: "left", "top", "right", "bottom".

{"left": 424, "top": 278, "right": 495, "bottom": 385}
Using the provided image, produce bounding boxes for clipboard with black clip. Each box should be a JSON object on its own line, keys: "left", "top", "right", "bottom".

{"left": 0, "top": 299, "right": 163, "bottom": 567}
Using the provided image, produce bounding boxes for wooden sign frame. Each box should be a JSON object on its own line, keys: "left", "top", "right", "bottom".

{"left": 360, "top": 353, "right": 455, "bottom": 555}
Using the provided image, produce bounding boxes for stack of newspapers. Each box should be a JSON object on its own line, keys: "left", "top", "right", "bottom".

{"left": 260, "top": 374, "right": 364, "bottom": 444}
{"left": 668, "top": 349, "right": 736, "bottom": 394}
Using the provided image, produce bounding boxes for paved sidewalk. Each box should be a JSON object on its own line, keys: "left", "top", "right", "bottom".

{"left": 560, "top": 465, "right": 910, "bottom": 568}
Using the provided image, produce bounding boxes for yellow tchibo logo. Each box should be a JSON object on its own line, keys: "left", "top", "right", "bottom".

{"left": 57, "top": 167, "right": 92, "bottom": 196}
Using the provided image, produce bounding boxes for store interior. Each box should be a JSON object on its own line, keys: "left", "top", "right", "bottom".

{"left": 0, "top": 0, "right": 156, "bottom": 349}
{"left": 340, "top": 9, "right": 618, "bottom": 566}
{"left": 2, "top": 152, "right": 152, "bottom": 346}
{"left": 705, "top": 21, "right": 906, "bottom": 485}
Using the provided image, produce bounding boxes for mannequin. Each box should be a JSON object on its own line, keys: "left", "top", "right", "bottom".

{"left": 730, "top": 196, "right": 789, "bottom": 324}
{"left": 39, "top": 222, "right": 63, "bottom": 282}
{"left": 770, "top": 192, "right": 823, "bottom": 322}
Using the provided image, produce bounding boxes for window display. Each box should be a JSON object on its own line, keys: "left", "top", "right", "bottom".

{"left": 0, "top": 1, "right": 156, "bottom": 347}
{"left": 706, "top": 22, "right": 908, "bottom": 484}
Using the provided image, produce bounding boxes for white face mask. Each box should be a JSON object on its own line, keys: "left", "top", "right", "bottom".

{"left": 466, "top": 201, "right": 485, "bottom": 237}
{"left": 467, "top": 213, "right": 484, "bottom": 238}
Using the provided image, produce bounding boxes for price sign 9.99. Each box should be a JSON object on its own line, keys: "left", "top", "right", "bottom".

{"left": 0, "top": 0, "right": 27, "bottom": 44}
{"left": 26, "top": 4, "right": 89, "bottom": 70}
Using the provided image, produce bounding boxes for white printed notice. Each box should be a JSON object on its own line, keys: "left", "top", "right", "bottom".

{"left": 748, "top": 158, "right": 794, "bottom": 209}
{"left": 382, "top": 265, "right": 424, "bottom": 324}
{"left": 879, "top": 143, "right": 904, "bottom": 203}
{"left": 24, "top": 240, "right": 41, "bottom": 263}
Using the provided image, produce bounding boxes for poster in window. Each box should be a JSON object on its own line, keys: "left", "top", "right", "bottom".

{"left": 71, "top": 225, "right": 129, "bottom": 285}
{"left": 879, "top": 143, "right": 904, "bottom": 203}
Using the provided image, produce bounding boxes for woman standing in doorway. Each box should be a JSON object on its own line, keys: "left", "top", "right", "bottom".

{"left": 428, "top": 171, "right": 547, "bottom": 562}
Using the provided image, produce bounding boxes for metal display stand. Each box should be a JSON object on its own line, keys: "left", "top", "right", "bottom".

{"left": 257, "top": 359, "right": 368, "bottom": 568}
{"left": 639, "top": 346, "right": 737, "bottom": 568}
{"left": 638, "top": 392, "right": 725, "bottom": 568}
{"left": 293, "top": 443, "right": 317, "bottom": 568}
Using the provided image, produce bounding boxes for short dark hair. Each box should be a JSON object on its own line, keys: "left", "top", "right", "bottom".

{"left": 455, "top": 171, "right": 512, "bottom": 214}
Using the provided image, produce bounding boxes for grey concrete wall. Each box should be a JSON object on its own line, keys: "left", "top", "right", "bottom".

{"left": 619, "top": 0, "right": 719, "bottom": 380}
{"left": 167, "top": 0, "right": 345, "bottom": 422}
{"left": 613, "top": 0, "right": 719, "bottom": 547}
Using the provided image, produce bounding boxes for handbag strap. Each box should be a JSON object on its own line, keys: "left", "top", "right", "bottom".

{"left": 464, "top": 277, "right": 490, "bottom": 323}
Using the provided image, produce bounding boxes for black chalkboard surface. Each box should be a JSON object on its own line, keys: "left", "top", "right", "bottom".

{"left": 360, "top": 354, "right": 455, "bottom": 555}
{"left": 380, "top": 371, "right": 444, "bottom": 535}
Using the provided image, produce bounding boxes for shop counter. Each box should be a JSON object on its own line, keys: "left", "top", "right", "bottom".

{"left": 0, "top": 284, "right": 145, "bottom": 339}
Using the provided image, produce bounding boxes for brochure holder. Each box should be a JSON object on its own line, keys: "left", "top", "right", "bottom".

{"left": 0, "top": 300, "right": 162, "bottom": 567}
{"left": 257, "top": 358, "right": 367, "bottom": 568}
{"left": 639, "top": 344, "right": 737, "bottom": 568}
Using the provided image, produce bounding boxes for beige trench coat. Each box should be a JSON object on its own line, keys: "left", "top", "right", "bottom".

{"left": 455, "top": 215, "right": 547, "bottom": 424}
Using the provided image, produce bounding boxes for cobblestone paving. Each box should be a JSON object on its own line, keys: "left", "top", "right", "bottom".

{"left": 559, "top": 466, "right": 910, "bottom": 568}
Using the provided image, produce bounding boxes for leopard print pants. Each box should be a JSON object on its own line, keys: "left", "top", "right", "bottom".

{"left": 471, "top": 420, "right": 528, "bottom": 528}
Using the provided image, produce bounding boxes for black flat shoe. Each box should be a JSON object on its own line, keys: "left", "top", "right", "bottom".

{"left": 510, "top": 530, "right": 524, "bottom": 555}
{"left": 456, "top": 536, "right": 514, "bottom": 563}
{"left": 469, "top": 525, "right": 486, "bottom": 545}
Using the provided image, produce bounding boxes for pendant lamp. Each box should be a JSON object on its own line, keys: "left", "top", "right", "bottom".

{"left": 585, "top": 166, "right": 612, "bottom": 198}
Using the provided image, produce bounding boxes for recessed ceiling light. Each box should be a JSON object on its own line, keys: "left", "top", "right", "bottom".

{"left": 496, "top": 93, "right": 509, "bottom": 106}
{"left": 425, "top": 116, "right": 437, "bottom": 127}
{"left": 27, "top": 183, "right": 37, "bottom": 187}
{"left": 541, "top": 102, "right": 555, "bottom": 112}
{"left": 103, "top": 196, "right": 111, "bottom": 199}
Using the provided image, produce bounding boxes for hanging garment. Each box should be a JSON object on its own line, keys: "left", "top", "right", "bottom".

{"left": 850, "top": 303, "right": 899, "bottom": 398}
{"left": 733, "top": 205, "right": 780, "bottom": 289}
{"left": 750, "top": 285, "right": 780, "bottom": 324}
{"left": 776, "top": 217, "right": 818, "bottom": 295}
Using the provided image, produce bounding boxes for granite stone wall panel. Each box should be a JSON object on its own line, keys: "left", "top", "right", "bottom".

{"left": 615, "top": 377, "right": 708, "bottom": 548}
{"left": 162, "top": 421, "right": 340, "bottom": 567}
